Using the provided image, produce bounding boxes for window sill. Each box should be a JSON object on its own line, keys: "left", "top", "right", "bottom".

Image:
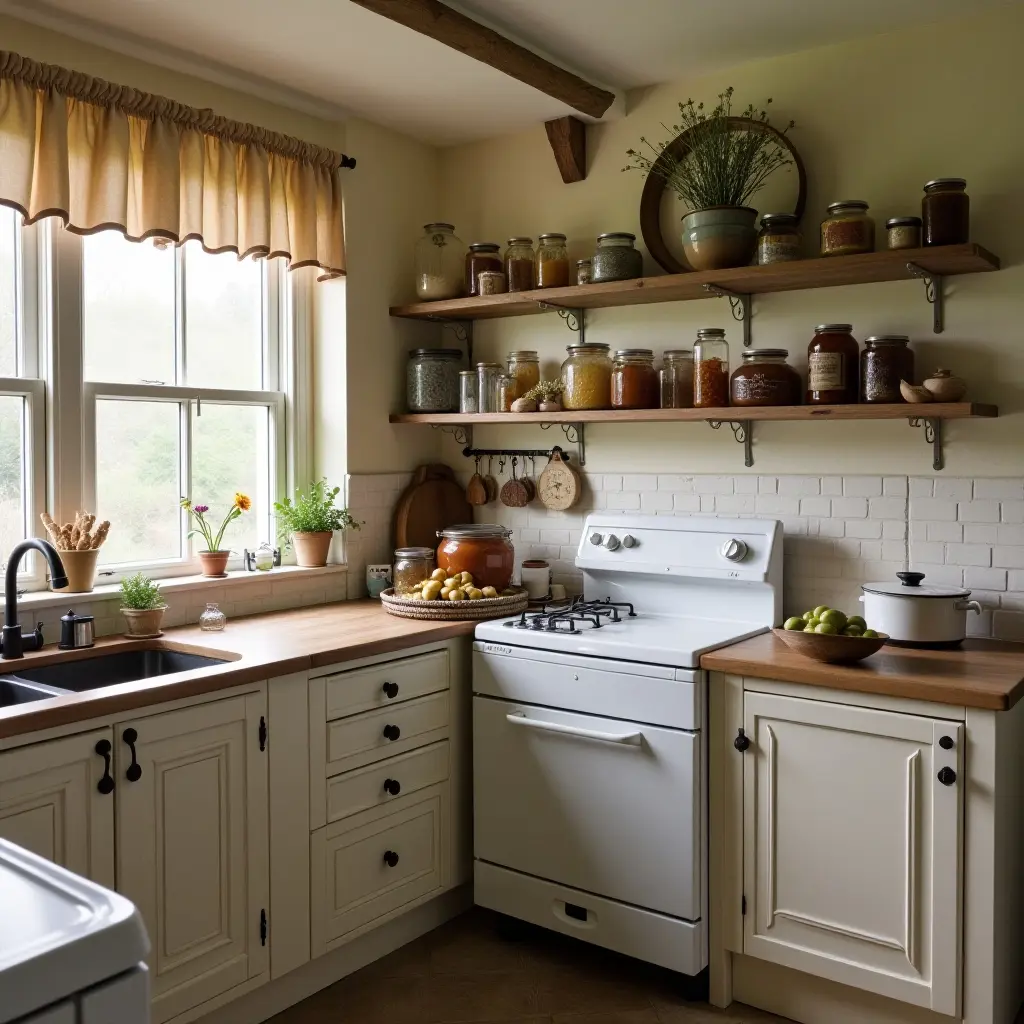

{"left": 3, "top": 563, "right": 349, "bottom": 614}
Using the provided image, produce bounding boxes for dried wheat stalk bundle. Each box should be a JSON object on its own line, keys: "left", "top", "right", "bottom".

{"left": 40, "top": 510, "right": 111, "bottom": 551}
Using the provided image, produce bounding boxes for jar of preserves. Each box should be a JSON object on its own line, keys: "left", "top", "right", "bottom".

{"left": 591, "top": 232, "right": 643, "bottom": 282}
{"left": 436, "top": 524, "right": 514, "bottom": 591}
{"left": 693, "top": 328, "right": 730, "bottom": 409}
{"left": 576, "top": 259, "right": 592, "bottom": 285}
{"left": 922, "top": 178, "right": 969, "bottom": 246}
{"left": 476, "top": 362, "right": 502, "bottom": 413}
{"left": 659, "top": 350, "right": 694, "bottom": 409}
{"left": 820, "top": 201, "right": 875, "bottom": 257}
{"left": 495, "top": 373, "right": 516, "bottom": 412}
{"left": 505, "top": 237, "right": 536, "bottom": 292}
{"left": 611, "top": 349, "right": 658, "bottom": 409}
{"left": 477, "top": 271, "right": 507, "bottom": 295}
{"left": 730, "top": 349, "right": 801, "bottom": 407}
{"left": 537, "top": 233, "right": 570, "bottom": 288}
{"left": 393, "top": 546, "right": 436, "bottom": 595}
{"left": 415, "top": 222, "right": 464, "bottom": 300}
{"left": 406, "top": 348, "right": 462, "bottom": 412}
{"left": 757, "top": 213, "right": 802, "bottom": 264}
{"left": 886, "top": 217, "right": 922, "bottom": 251}
{"left": 861, "top": 335, "right": 914, "bottom": 404}
{"left": 561, "top": 343, "right": 612, "bottom": 410}
{"left": 465, "top": 242, "right": 502, "bottom": 295}
{"left": 807, "top": 324, "right": 859, "bottom": 405}
{"left": 507, "top": 350, "right": 540, "bottom": 399}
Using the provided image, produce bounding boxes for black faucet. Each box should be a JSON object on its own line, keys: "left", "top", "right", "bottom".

{"left": 2, "top": 539, "right": 68, "bottom": 659}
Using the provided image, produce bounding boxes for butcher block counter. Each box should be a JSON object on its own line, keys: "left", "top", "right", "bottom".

{"left": 701, "top": 630, "right": 1024, "bottom": 710}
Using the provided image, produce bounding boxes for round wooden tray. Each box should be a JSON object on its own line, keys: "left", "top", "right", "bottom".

{"left": 380, "top": 587, "right": 529, "bottom": 621}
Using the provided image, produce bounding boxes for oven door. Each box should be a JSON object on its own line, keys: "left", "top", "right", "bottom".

{"left": 473, "top": 696, "right": 701, "bottom": 920}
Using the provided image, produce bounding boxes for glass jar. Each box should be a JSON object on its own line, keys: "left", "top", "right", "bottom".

{"left": 922, "top": 178, "right": 969, "bottom": 246}
{"left": 465, "top": 242, "right": 502, "bottom": 296}
{"left": 476, "top": 362, "right": 502, "bottom": 413}
{"left": 393, "top": 546, "right": 436, "bottom": 595}
{"left": 861, "top": 335, "right": 914, "bottom": 404}
{"left": 820, "top": 201, "right": 875, "bottom": 257}
{"left": 536, "top": 233, "right": 570, "bottom": 288}
{"left": 505, "top": 237, "right": 536, "bottom": 292}
{"left": 886, "top": 217, "right": 922, "bottom": 251}
{"left": 730, "top": 349, "right": 801, "bottom": 407}
{"left": 561, "top": 343, "right": 612, "bottom": 410}
{"left": 459, "top": 370, "right": 478, "bottom": 413}
{"left": 199, "top": 603, "right": 226, "bottom": 631}
{"left": 807, "top": 324, "right": 859, "bottom": 405}
{"left": 611, "top": 349, "right": 658, "bottom": 409}
{"left": 495, "top": 373, "right": 516, "bottom": 412}
{"left": 254, "top": 541, "right": 275, "bottom": 571}
{"left": 436, "top": 524, "right": 514, "bottom": 591}
{"left": 591, "top": 232, "right": 643, "bottom": 282}
{"left": 406, "top": 348, "right": 462, "bottom": 412}
{"left": 477, "top": 271, "right": 507, "bottom": 295}
{"left": 659, "top": 350, "right": 694, "bottom": 409}
{"left": 757, "top": 213, "right": 802, "bottom": 264}
{"left": 507, "top": 350, "right": 540, "bottom": 400}
{"left": 693, "top": 328, "right": 730, "bottom": 409}
{"left": 576, "top": 259, "right": 592, "bottom": 285}
{"left": 414, "top": 222, "right": 464, "bottom": 300}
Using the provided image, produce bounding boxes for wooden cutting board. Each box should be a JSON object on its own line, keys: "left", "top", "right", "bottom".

{"left": 393, "top": 464, "right": 474, "bottom": 551}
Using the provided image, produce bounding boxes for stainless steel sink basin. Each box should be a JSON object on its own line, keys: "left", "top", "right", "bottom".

{"left": 0, "top": 677, "right": 68, "bottom": 707}
{"left": 8, "top": 649, "right": 230, "bottom": 692}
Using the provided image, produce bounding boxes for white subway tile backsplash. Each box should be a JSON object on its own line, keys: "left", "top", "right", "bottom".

{"left": 910, "top": 498, "right": 958, "bottom": 522}
{"left": 945, "top": 544, "right": 992, "bottom": 567}
{"left": 844, "top": 519, "right": 883, "bottom": 539}
{"left": 843, "top": 476, "right": 882, "bottom": 497}
{"left": 869, "top": 497, "right": 907, "bottom": 520}
{"left": 926, "top": 521, "right": 963, "bottom": 542}
{"left": 1001, "top": 501, "right": 1024, "bottom": 524}
{"left": 974, "top": 479, "right": 1024, "bottom": 500}
{"left": 606, "top": 492, "right": 641, "bottom": 510}
{"left": 963, "top": 524, "right": 999, "bottom": 544}
{"left": 965, "top": 567, "right": 1008, "bottom": 591}
{"left": 883, "top": 520, "right": 908, "bottom": 540}
{"left": 699, "top": 476, "right": 736, "bottom": 495}
{"left": 674, "top": 493, "right": 701, "bottom": 512}
{"left": 883, "top": 477, "right": 909, "bottom": 497}
{"left": 993, "top": 611, "right": 1024, "bottom": 642}
{"left": 757, "top": 476, "right": 778, "bottom": 494}
{"left": 755, "top": 495, "right": 801, "bottom": 516}
{"left": 909, "top": 478, "right": 934, "bottom": 498}
{"left": 933, "top": 478, "right": 973, "bottom": 501}
{"left": 910, "top": 541, "right": 945, "bottom": 564}
{"left": 993, "top": 547, "right": 1024, "bottom": 569}
{"left": 800, "top": 497, "right": 832, "bottom": 517}
{"left": 820, "top": 477, "right": 844, "bottom": 496}
{"left": 641, "top": 491, "right": 673, "bottom": 512}
{"left": 832, "top": 497, "right": 868, "bottom": 518}
{"left": 715, "top": 495, "right": 756, "bottom": 514}
{"left": 910, "top": 563, "right": 964, "bottom": 586}
{"left": 958, "top": 500, "right": 1000, "bottom": 523}
{"left": 998, "top": 524, "right": 1024, "bottom": 546}
{"left": 602, "top": 475, "right": 623, "bottom": 492}
{"left": 778, "top": 476, "right": 821, "bottom": 496}
{"left": 734, "top": 476, "right": 758, "bottom": 494}
{"left": 623, "top": 474, "right": 658, "bottom": 492}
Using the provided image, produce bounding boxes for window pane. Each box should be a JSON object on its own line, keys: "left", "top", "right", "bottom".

{"left": 192, "top": 404, "right": 270, "bottom": 553}
{"left": 0, "top": 208, "right": 17, "bottom": 376}
{"left": 0, "top": 396, "right": 25, "bottom": 560}
{"left": 96, "top": 400, "right": 181, "bottom": 564}
{"left": 185, "top": 244, "right": 263, "bottom": 390}
{"left": 84, "top": 232, "right": 175, "bottom": 384}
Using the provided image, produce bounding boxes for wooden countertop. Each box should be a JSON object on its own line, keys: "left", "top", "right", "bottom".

{"left": 0, "top": 602, "right": 477, "bottom": 739}
{"left": 701, "top": 633, "right": 1024, "bottom": 711}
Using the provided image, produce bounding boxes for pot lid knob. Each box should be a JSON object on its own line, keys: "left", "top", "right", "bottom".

{"left": 896, "top": 571, "right": 926, "bottom": 587}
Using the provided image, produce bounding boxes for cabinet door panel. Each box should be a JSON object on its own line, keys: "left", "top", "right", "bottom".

{"left": 742, "top": 691, "right": 962, "bottom": 1016}
{"left": 0, "top": 729, "right": 114, "bottom": 887}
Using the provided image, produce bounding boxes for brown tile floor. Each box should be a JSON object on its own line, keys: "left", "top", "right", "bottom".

{"left": 269, "top": 908, "right": 792, "bottom": 1024}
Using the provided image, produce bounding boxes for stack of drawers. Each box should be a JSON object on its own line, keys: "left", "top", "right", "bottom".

{"left": 309, "top": 649, "right": 453, "bottom": 956}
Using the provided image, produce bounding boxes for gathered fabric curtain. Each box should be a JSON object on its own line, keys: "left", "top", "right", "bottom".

{"left": 0, "top": 50, "right": 346, "bottom": 278}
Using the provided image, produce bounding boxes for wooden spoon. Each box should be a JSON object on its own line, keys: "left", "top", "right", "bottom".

{"left": 467, "top": 456, "right": 488, "bottom": 506}
{"left": 483, "top": 456, "right": 499, "bottom": 503}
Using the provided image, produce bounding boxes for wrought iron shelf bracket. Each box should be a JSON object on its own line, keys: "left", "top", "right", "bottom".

{"left": 909, "top": 417, "right": 944, "bottom": 471}
{"left": 539, "top": 421, "right": 586, "bottom": 465}
{"left": 906, "top": 263, "right": 944, "bottom": 334}
{"left": 537, "top": 302, "right": 586, "bottom": 343}
{"left": 431, "top": 423, "right": 472, "bottom": 447}
{"left": 426, "top": 317, "right": 474, "bottom": 364}
{"left": 708, "top": 419, "right": 754, "bottom": 467}
{"left": 702, "top": 284, "right": 751, "bottom": 347}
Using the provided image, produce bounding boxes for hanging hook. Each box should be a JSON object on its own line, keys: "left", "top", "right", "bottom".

{"left": 498, "top": 455, "right": 506, "bottom": 473}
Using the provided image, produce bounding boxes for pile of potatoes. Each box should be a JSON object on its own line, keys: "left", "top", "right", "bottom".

{"left": 410, "top": 567, "right": 500, "bottom": 602}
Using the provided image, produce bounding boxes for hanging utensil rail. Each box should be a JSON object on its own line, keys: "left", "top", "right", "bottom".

{"left": 462, "top": 446, "right": 573, "bottom": 463}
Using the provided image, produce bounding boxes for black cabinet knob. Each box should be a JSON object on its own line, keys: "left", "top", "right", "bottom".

{"left": 382, "top": 681, "right": 399, "bottom": 699}
{"left": 383, "top": 850, "right": 399, "bottom": 867}
{"left": 937, "top": 766, "right": 957, "bottom": 786}
{"left": 382, "top": 724, "right": 401, "bottom": 741}
{"left": 383, "top": 778, "right": 401, "bottom": 796}
{"left": 734, "top": 729, "right": 750, "bottom": 752}
{"left": 939, "top": 735, "right": 955, "bottom": 750}
{"left": 122, "top": 728, "right": 142, "bottom": 782}
{"left": 95, "top": 739, "right": 115, "bottom": 795}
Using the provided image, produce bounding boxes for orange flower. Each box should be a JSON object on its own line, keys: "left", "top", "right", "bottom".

{"left": 234, "top": 492, "right": 252, "bottom": 512}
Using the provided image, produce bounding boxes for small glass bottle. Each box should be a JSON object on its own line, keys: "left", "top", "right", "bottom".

{"left": 254, "top": 542, "right": 275, "bottom": 571}
{"left": 199, "top": 603, "right": 227, "bottom": 631}
{"left": 507, "top": 350, "right": 540, "bottom": 400}
{"left": 591, "top": 232, "right": 643, "bottom": 282}
{"left": 576, "top": 259, "right": 592, "bottom": 286}
{"left": 659, "top": 350, "right": 694, "bottom": 409}
{"left": 820, "top": 201, "right": 875, "bottom": 256}
{"left": 504, "top": 237, "right": 536, "bottom": 292}
{"left": 476, "top": 362, "right": 502, "bottom": 413}
{"left": 536, "top": 233, "right": 570, "bottom": 288}
{"left": 886, "top": 217, "right": 922, "bottom": 250}
{"left": 807, "top": 324, "right": 860, "bottom": 405}
{"left": 561, "top": 343, "right": 612, "bottom": 410}
{"left": 693, "top": 328, "right": 730, "bottom": 409}
{"left": 414, "top": 223, "right": 464, "bottom": 300}
{"left": 393, "top": 547, "right": 436, "bottom": 595}
{"left": 465, "top": 242, "right": 502, "bottom": 296}
{"left": 495, "top": 374, "right": 516, "bottom": 412}
{"left": 757, "top": 213, "right": 802, "bottom": 264}
{"left": 922, "top": 178, "right": 969, "bottom": 246}
{"left": 459, "top": 370, "right": 478, "bottom": 413}
{"left": 861, "top": 335, "right": 914, "bottom": 403}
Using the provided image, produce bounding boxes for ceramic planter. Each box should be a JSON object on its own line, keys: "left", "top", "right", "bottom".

{"left": 121, "top": 605, "right": 167, "bottom": 638}
{"left": 292, "top": 531, "right": 333, "bottom": 567}
{"left": 681, "top": 206, "right": 759, "bottom": 271}
{"left": 54, "top": 549, "right": 100, "bottom": 593}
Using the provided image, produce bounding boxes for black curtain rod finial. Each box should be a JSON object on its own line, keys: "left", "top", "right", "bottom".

{"left": 341, "top": 155, "right": 357, "bottom": 169}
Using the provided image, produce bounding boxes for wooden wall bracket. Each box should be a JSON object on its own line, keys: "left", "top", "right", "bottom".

{"left": 545, "top": 116, "right": 587, "bottom": 183}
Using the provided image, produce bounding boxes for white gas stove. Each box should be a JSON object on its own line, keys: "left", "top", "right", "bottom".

{"left": 472, "top": 514, "right": 782, "bottom": 982}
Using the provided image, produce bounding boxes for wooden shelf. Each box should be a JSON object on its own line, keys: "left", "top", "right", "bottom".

{"left": 389, "top": 244, "right": 999, "bottom": 321}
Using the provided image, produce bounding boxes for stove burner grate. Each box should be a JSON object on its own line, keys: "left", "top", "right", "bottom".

{"left": 504, "top": 596, "right": 637, "bottom": 633}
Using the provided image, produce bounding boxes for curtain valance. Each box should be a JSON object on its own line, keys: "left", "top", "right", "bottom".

{"left": 0, "top": 50, "right": 349, "bottom": 278}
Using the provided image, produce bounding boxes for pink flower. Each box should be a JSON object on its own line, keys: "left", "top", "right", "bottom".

{"left": 193, "top": 505, "right": 209, "bottom": 514}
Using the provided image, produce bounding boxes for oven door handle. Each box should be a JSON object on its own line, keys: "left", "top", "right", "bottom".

{"left": 505, "top": 712, "right": 643, "bottom": 746}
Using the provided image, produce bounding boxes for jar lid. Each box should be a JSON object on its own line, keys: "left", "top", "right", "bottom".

{"left": 924, "top": 178, "right": 967, "bottom": 190}
{"left": 663, "top": 349, "right": 694, "bottom": 359}
{"left": 468, "top": 242, "right": 501, "bottom": 251}
{"left": 567, "top": 342, "right": 610, "bottom": 352}
{"left": 508, "top": 350, "right": 539, "bottom": 359}
{"left": 596, "top": 232, "right": 636, "bottom": 241}
{"left": 576, "top": 258, "right": 592, "bottom": 266}
{"left": 886, "top": 216, "right": 922, "bottom": 228}
{"left": 826, "top": 200, "right": 869, "bottom": 212}
{"left": 741, "top": 348, "right": 789, "bottom": 360}
{"left": 409, "top": 348, "right": 462, "bottom": 359}
{"left": 458, "top": 369, "right": 476, "bottom": 377}
{"left": 437, "top": 524, "right": 512, "bottom": 540}
{"left": 814, "top": 323, "right": 854, "bottom": 333}
{"left": 538, "top": 233, "right": 567, "bottom": 242}
{"left": 864, "top": 334, "right": 910, "bottom": 345}
{"left": 760, "top": 212, "right": 799, "bottom": 225}
{"left": 506, "top": 236, "right": 533, "bottom": 246}
{"left": 696, "top": 327, "right": 726, "bottom": 339}
{"left": 613, "top": 348, "right": 654, "bottom": 358}
{"left": 424, "top": 222, "right": 455, "bottom": 232}
{"left": 395, "top": 546, "right": 434, "bottom": 558}
{"left": 862, "top": 571, "right": 969, "bottom": 599}
{"left": 475, "top": 361, "right": 503, "bottom": 368}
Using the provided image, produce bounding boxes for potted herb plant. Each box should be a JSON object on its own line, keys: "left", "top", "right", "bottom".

{"left": 120, "top": 572, "right": 167, "bottom": 637}
{"left": 624, "top": 87, "right": 795, "bottom": 271}
{"left": 274, "top": 479, "right": 360, "bottom": 567}
{"left": 180, "top": 494, "right": 251, "bottom": 577}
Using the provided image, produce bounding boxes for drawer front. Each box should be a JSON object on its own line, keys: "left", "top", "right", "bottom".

{"left": 311, "top": 785, "right": 448, "bottom": 954}
{"left": 327, "top": 740, "right": 450, "bottom": 823}
{"left": 326, "top": 692, "right": 449, "bottom": 776}
{"left": 324, "top": 650, "right": 448, "bottom": 721}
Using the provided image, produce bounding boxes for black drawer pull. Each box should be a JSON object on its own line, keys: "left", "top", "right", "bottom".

{"left": 123, "top": 728, "right": 142, "bottom": 782}
{"left": 382, "top": 681, "right": 399, "bottom": 699}
{"left": 938, "top": 766, "right": 957, "bottom": 786}
{"left": 384, "top": 778, "right": 401, "bottom": 796}
{"left": 383, "top": 724, "right": 401, "bottom": 741}
{"left": 95, "top": 739, "right": 115, "bottom": 795}
{"left": 383, "top": 850, "right": 399, "bottom": 867}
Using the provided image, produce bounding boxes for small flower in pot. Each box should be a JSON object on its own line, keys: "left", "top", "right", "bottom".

{"left": 180, "top": 494, "right": 251, "bottom": 577}
{"left": 274, "top": 479, "right": 361, "bottom": 567}
{"left": 120, "top": 572, "right": 166, "bottom": 638}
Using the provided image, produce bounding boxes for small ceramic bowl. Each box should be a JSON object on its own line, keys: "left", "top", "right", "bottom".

{"left": 772, "top": 627, "right": 889, "bottom": 664}
{"left": 922, "top": 369, "right": 967, "bottom": 402}
{"left": 900, "top": 380, "right": 933, "bottom": 403}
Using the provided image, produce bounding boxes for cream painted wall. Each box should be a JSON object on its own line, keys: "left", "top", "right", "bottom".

{"left": 436, "top": 5, "right": 1024, "bottom": 477}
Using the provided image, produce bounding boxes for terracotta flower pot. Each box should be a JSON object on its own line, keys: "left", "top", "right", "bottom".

{"left": 121, "top": 606, "right": 167, "bottom": 638}
{"left": 292, "top": 531, "right": 333, "bottom": 567}
{"left": 54, "top": 549, "right": 100, "bottom": 593}
{"left": 681, "top": 206, "right": 759, "bottom": 271}
{"left": 198, "top": 550, "right": 230, "bottom": 577}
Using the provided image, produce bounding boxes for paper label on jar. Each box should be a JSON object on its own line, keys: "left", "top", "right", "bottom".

{"left": 808, "top": 352, "right": 844, "bottom": 391}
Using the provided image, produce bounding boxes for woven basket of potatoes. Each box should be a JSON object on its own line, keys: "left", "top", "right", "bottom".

{"left": 380, "top": 568, "right": 529, "bottom": 621}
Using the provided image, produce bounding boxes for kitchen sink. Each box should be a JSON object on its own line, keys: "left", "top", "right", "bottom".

{"left": 0, "top": 677, "right": 68, "bottom": 707}
{"left": 7, "top": 649, "right": 230, "bottom": 692}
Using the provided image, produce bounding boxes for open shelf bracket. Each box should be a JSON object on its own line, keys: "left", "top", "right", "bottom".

{"left": 540, "top": 421, "right": 586, "bottom": 465}
{"left": 909, "top": 417, "right": 943, "bottom": 471}
{"left": 426, "top": 318, "right": 474, "bottom": 364}
{"left": 702, "top": 285, "right": 751, "bottom": 347}
{"left": 906, "top": 263, "right": 944, "bottom": 334}
{"left": 709, "top": 419, "right": 754, "bottom": 467}
{"left": 431, "top": 423, "right": 472, "bottom": 447}
{"left": 537, "top": 302, "right": 586, "bottom": 344}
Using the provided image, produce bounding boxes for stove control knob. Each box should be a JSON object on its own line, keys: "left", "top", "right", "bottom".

{"left": 602, "top": 534, "right": 621, "bottom": 551}
{"left": 622, "top": 535, "right": 638, "bottom": 548}
{"left": 721, "top": 538, "right": 748, "bottom": 562}
{"left": 589, "top": 532, "right": 603, "bottom": 546}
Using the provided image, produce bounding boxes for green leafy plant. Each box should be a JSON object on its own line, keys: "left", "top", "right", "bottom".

{"left": 120, "top": 572, "right": 164, "bottom": 610}
{"left": 623, "top": 87, "right": 794, "bottom": 210}
{"left": 179, "top": 493, "right": 251, "bottom": 552}
{"left": 524, "top": 379, "right": 565, "bottom": 401}
{"left": 274, "top": 479, "right": 361, "bottom": 538}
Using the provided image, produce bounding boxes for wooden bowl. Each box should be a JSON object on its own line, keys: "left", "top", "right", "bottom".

{"left": 771, "top": 627, "right": 889, "bottom": 664}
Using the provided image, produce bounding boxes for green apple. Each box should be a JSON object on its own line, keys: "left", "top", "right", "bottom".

{"left": 847, "top": 614, "right": 867, "bottom": 629}
{"left": 784, "top": 616, "right": 806, "bottom": 630}
{"left": 863, "top": 628, "right": 879, "bottom": 638}
{"left": 814, "top": 622, "right": 838, "bottom": 635}
{"left": 820, "top": 608, "right": 848, "bottom": 630}
{"left": 813, "top": 605, "right": 830, "bottom": 618}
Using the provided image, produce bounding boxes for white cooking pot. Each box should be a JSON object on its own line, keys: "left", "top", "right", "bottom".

{"left": 860, "top": 571, "right": 982, "bottom": 647}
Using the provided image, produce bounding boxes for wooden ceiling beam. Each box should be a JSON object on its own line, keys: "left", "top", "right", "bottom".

{"left": 348, "top": 0, "right": 615, "bottom": 119}
{"left": 545, "top": 116, "right": 586, "bottom": 183}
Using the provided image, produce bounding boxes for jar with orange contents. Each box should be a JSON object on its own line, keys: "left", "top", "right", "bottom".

{"left": 436, "top": 525, "right": 514, "bottom": 591}
{"left": 611, "top": 349, "right": 658, "bottom": 409}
